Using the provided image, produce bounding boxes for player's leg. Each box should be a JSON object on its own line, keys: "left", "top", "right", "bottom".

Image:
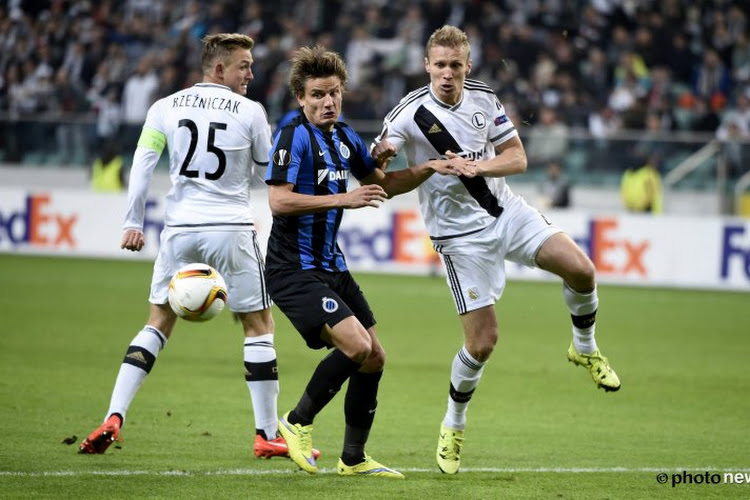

{"left": 80, "top": 231, "right": 182, "bottom": 454}
{"left": 291, "top": 316, "right": 370, "bottom": 424}
{"left": 535, "top": 232, "right": 598, "bottom": 351}
{"left": 279, "top": 316, "right": 366, "bottom": 473}
{"left": 236, "top": 308, "right": 281, "bottom": 455}
{"left": 336, "top": 327, "right": 404, "bottom": 478}
{"left": 205, "top": 229, "right": 291, "bottom": 456}
{"left": 433, "top": 305, "right": 497, "bottom": 474}
{"left": 535, "top": 232, "right": 620, "bottom": 391}
{"left": 267, "top": 269, "right": 367, "bottom": 473}
{"left": 435, "top": 247, "right": 502, "bottom": 474}
{"left": 79, "top": 304, "right": 176, "bottom": 454}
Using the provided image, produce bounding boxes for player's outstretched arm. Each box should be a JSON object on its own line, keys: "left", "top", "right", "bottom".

{"left": 362, "top": 152, "right": 471, "bottom": 198}
{"left": 268, "top": 183, "right": 387, "bottom": 216}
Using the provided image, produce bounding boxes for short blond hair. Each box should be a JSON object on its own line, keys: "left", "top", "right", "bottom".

{"left": 426, "top": 25, "right": 470, "bottom": 59}
{"left": 289, "top": 45, "right": 348, "bottom": 98}
{"left": 201, "top": 33, "right": 255, "bottom": 73}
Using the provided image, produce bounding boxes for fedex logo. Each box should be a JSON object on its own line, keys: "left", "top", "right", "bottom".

{"left": 339, "top": 210, "right": 434, "bottom": 263}
{"left": 575, "top": 218, "right": 650, "bottom": 276}
{"left": 0, "top": 194, "right": 78, "bottom": 248}
{"left": 720, "top": 225, "right": 750, "bottom": 279}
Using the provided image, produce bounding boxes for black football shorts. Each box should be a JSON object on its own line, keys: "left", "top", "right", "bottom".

{"left": 265, "top": 267, "right": 376, "bottom": 349}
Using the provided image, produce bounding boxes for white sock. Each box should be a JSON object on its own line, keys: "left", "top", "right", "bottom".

{"left": 106, "top": 326, "right": 167, "bottom": 423}
{"left": 244, "top": 333, "right": 279, "bottom": 439}
{"left": 443, "top": 346, "right": 485, "bottom": 431}
{"left": 563, "top": 283, "right": 598, "bottom": 354}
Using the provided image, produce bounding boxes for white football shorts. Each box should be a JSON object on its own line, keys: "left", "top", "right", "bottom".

{"left": 433, "top": 194, "right": 561, "bottom": 315}
{"left": 150, "top": 228, "right": 271, "bottom": 313}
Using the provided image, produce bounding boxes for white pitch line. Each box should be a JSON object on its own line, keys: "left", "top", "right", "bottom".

{"left": 2, "top": 467, "right": 750, "bottom": 477}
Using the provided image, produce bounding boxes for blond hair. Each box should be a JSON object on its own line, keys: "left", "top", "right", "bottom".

{"left": 425, "top": 25, "right": 470, "bottom": 59}
{"left": 201, "top": 33, "right": 255, "bottom": 73}
{"left": 289, "top": 45, "right": 348, "bottom": 98}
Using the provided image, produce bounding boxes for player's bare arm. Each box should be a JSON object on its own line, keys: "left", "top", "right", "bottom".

{"left": 268, "top": 182, "right": 386, "bottom": 216}
{"left": 120, "top": 228, "right": 145, "bottom": 252}
{"left": 361, "top": 153, "right": 470, "bottom": 198}
{"left": 469, "top": 135, "right": 527, "bottom": 178}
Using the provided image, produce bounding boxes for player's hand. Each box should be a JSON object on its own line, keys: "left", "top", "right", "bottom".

{"left": 121, "top": 228, "right": 145, "bottom": 252}
{"left": 371, "top": 133, "right": 397, "bottom": 170}
{"left": 345, "top": 184, "right": 387, "bottom": 209}
{"left": 433, "top": 150, "right": 478, "bottom": 177}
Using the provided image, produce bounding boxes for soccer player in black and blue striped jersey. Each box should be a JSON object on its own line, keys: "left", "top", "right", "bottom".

{"left": 265, "top": 45, "right": 474, "bottom": 478}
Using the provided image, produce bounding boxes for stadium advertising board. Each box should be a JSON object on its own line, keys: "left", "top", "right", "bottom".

{"left": 0, "top": 187, "right": 748, "bottom": 291}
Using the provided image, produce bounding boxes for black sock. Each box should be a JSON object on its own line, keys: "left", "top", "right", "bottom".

{"left": 341, "top": 370, "right": 383, "bottom": 464}
{"left": 289, "top": 349, "right": 360, "bottom": 426}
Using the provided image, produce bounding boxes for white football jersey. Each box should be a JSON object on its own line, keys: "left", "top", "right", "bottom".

{"left": 379, "top": 80, "right": 518, "bottom": 240}
{"left": 123, "top": 83, "right": 271, "bottom": 231}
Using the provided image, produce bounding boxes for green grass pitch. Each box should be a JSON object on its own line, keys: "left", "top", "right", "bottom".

{"left": 0, "top": 254, "right": 748, "bottom": 499}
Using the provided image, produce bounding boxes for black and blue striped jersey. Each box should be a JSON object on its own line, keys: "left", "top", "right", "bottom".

{"left": 265, "top": 114, "right": 376, "bottom": 271}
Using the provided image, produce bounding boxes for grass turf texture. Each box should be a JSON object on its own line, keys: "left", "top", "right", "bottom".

{"left": 0, "top": 254, "right": 748, "bottom": 499}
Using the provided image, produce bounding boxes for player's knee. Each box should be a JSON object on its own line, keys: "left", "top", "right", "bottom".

{"left": 361, "top": 344, "right": 386, "bottom": 372}
{"left": 569, "top": 256, "right": 596, "bottom": 290}
{"left": 468, "top": 330, "right": 497, "bottom": 362}
{"left": 347, "top": 337, "right": 373, "bottom": 365}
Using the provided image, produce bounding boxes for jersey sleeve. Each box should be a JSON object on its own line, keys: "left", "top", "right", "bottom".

{"left": 266, "top": 124, "right": 306, "bottom": 186}
{"left": 343, "top": 126, "right": 376, "bottom": 181}
{"left": 249, "top": 101, "right": 272, "bottom": 167}
{"left": 488, "top": 95, "right": 518, "bottom": 146}
{"left": 122, "top": 101, "right": 165, "bottom": 231}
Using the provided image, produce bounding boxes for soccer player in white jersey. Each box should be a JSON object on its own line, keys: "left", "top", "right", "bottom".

{"left": 372, "top": 25, "right": 621, "bottom": 474}
{"left": 79, "top": 33, "right": 321, "bottom": 461}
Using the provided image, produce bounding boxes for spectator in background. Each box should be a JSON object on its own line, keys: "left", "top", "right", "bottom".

{"left": 120, "top": 53, "right": 159, "bottom": 153}
{"left": 717, "top": 87, "right": 750, "bottom": 136}
{"left": 52, "top": 68, "right": 91, "bottom": 164}
{"left": 692, "top": 48, "right": 732, "bottom": 104}
{"left": 89, "top": 140, "right": 125, "bottom": 192}
{"left": 538, "top": 160, "right": 571, "bottom": 209}
{"left": 90, "top": 85, "right": 123, "bottom": 153}
{"left": 525, "top": 106, "right": 570, "bottom": 171}
{"left": 719, "top": 117, "right": 750, "bottom": 179}
{"left": 691, "top": 95, "right": 722, "bottom": 132}
{"left": 621, "top": 153, "right": 663, "bottom": 214}
{"left": 731, "top": 30, "right": 750, "bottom": 86}
{"left": 579, "top": 46, "right": 611, "bottom": 105}
{"left": 668, "top": 33, "right": 699, "bottom": 84}
{"left": 717, "top": 90, "right": 750, "bottom": 179}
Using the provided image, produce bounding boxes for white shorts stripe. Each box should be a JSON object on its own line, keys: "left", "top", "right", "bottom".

{"left": 443, "top": 255, "right": 467, "bottom": 315}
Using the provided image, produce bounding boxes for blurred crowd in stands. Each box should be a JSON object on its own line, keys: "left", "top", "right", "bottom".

{"left": 0, "top": 0, "right": 748, "bottom": 174}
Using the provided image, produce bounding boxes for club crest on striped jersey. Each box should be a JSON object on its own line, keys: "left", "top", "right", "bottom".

{"left": 339, "top": 143, "right": 350, "bottom": 159}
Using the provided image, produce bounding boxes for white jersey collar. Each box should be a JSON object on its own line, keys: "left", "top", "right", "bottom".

{"left": 428, "top": 84, "right": 464, "bottom": 111}
{"left": 194, "top": 82, "right": 232, "bottom": 91}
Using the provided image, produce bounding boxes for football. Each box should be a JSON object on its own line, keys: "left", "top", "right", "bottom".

{"left": 168, "top": 263, "right": 227, "bottom": 321}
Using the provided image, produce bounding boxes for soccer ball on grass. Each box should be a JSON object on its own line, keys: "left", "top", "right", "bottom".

{"left": 168, "top": 263, "right": 227, "bottom": 321}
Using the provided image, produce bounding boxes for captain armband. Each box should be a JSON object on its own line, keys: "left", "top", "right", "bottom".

{"left": 137, "top": 127, "right": 167, "bottom": 154}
